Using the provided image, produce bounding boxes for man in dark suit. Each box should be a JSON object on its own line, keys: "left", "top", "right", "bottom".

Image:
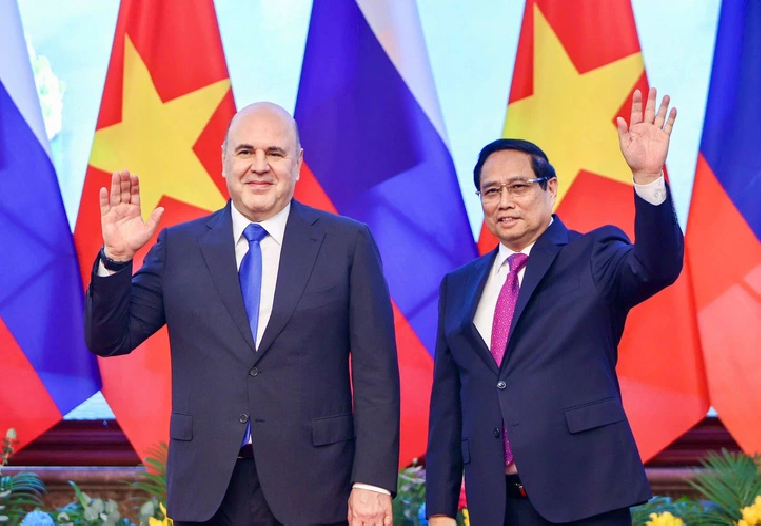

{"left": 85, "top": 102, "right": 400, "bottom": 526}
{"left": 426, "top": 88, "right": 682, "bottom": 525}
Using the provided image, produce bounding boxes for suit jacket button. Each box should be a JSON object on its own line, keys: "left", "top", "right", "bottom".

{"left": 249, "top": 367, "right": 259, "bottom": 377}
{"left": 493, "top": 427, "right": 500, "bottom": 438}
{"left": 239, "top": 414, "right": 249, "bottom": 424}
{"left": 497, "top": 381, "right": 507, "bottom": 390}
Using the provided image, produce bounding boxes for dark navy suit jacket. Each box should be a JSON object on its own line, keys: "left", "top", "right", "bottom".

{"left": 85, "top": 200, "right": 400, "bottom": 524}
{"left": 426, "top": 191, "right": 683, "bottom": 525}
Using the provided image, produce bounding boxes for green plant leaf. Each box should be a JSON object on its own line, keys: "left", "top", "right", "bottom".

{"left": 687, "top": 449, "right": 761, "bottom": 524}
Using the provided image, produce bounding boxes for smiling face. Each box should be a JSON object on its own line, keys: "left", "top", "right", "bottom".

{"left": 222, "top": 103, "right": 303, "bottom": 222}
{"left": 480, "top": 149, "right": 557, "bottom": 251}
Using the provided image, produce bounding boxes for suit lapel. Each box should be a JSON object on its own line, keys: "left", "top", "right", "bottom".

{"left": 508, "top": 216, "right": 569, "bottom": 339}
{"left": 461, "top": 250, "right": 500, "bottom": 375}
{"left": 255, "top": 201, "right": 325, "bottom": 362}
{"left": 198, "top": 204, "right": 256, "bottom": 353}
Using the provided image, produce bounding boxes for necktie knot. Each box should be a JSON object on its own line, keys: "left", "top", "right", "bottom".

{"left": 508, "top": 252, "right": 528, "bottom": 274}
{"left": 243, "top": 224, "right": 268, "bottom": 244}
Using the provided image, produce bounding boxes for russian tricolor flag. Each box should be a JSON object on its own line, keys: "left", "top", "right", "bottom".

{"left": 686, "top": 0, "right": 761, "bottom": 456}
{"left": 294, "top": 0, "right": 477, "bottom": 466}
{"left": 0, "top": 1, "right": 100, "bottom": 448}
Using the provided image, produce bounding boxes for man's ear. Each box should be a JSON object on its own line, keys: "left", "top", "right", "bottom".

{"left": 547, "top": 177, "right": 559, "bottom": 200}
{"left": 220, "top": 145, "right": 227, "bottom": 179}
{"left": 295, "top": 148, "right": 304, "bottom": 181}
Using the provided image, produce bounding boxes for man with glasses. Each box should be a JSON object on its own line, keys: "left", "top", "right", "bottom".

{"left": 426, "top": 88, "right": 682, "bottom": 526}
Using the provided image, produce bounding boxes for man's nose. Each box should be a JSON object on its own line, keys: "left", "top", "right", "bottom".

{"left": 251, "top": 150, "right": 269, "bottom": 173}
{"left": 497, "top": 186, "right": 515, "bottom": 208}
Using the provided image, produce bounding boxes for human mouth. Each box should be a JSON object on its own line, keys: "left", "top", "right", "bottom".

{"left": 498, "top": 216, "right": 519, "bottom": 227}
{"left": 244, "top": 180, "right": 273, "bottom": 189}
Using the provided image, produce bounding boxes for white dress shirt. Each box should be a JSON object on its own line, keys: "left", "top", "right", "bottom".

{"left": 473, "top": 176, "right": 667, "bottom": 345}
{"left": 230, "top": 202, "right": 289, "bottom": 347}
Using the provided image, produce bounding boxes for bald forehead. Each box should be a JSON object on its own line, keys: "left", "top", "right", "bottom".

{"left": 225, "top": 103, "right": 300, "bottom": 152}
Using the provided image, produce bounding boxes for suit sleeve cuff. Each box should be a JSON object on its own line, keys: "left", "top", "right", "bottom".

{"left": 633, "top": 175, "right": 667, "bottom": 205}
{"left": 352, "top": 483, "right": 391, "bottom": 496}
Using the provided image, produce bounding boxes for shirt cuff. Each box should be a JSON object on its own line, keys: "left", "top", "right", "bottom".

{"left": 96, "top": 260, "right": 116, "bottom": 277}
{"left": 633, "top": 175, "right": 667, "bottom": 205}
{"left": 352, "top": 483, "right": 391, "bottom": 496}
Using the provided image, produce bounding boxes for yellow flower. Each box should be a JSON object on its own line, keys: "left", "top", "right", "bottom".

{"left": 149, "top": 503, "right": 173, "bottom": 526}
{"left": 646, "top": 511, "right": 684, "bottom": 526}
{"left": 738, "top": 496, "right": 761, "bottom": 526}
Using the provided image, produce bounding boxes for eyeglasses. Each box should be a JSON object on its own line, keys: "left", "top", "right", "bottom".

{"left": 476, "top": 177, "right": 552, "bottom": 201}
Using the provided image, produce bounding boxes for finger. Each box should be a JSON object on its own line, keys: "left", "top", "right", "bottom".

{"left": 663, "top": 107, "right": 677, "bottom": 136}
{"left": 146, "top": 207, "right": 165, "bottom": 234}
{"left": 630, "top": 89, "right": 643, "bottom": 126}
{"left": 109, "top": 172, "right": 122, "bottom": 207}
{"left": 615, "top": 116, "right": 629, "bottom": 143}
{"left": 120, "top": 170, "right": 132, "bottom": 205}
{"left": 99, "top": 187, "right": 110, "bottom": 216}
{"left": 644, "top": 86, "right": 657, "bottom": 124}
{"left": 130, "top": 173, "right": 141, "bottom": 207}
{"left": 654, "top": 93, "right": 671, "bottom": 130}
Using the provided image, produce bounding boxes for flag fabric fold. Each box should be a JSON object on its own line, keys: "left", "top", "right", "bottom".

{"left": 0, "top": 1, "right": 101, "bottom": 448}
{"left": 294, "top": 0, "right": 477, "bottom": 466}
{"left": 686, "top": 0, "right": 761, "bottom": 455}
{"left": 480, "top": 0, "right": 709, "bottom": 460}
{"left": 73, "top": 0, "right": 236, "bottom": 461}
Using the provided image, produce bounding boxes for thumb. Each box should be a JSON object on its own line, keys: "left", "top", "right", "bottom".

{"left": 146, "top": 206, "right": 165, "bottom": 233}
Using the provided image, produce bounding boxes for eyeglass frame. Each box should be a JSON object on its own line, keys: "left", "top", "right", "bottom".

{"left": 475, "top": 176, "right": 554, "bottom": 200}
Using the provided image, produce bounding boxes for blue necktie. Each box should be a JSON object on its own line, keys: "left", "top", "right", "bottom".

{"left": 239, "top": 224, "right": 268, "bottom": 447}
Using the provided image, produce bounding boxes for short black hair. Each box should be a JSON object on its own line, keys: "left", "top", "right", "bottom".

{"left": 473, "top": 138, "right": 557, "bottom": 190}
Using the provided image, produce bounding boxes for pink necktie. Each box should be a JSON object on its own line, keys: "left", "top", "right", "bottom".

{"left": 490, "top": 252, "right": 528, "bottom": 466}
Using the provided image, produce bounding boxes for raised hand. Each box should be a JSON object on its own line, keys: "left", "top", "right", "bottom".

{"left": 616, "top": 87, "right": 677, "bottom": 184}
{"left": 100, "top": 171, "right": 164, "bottom": 261}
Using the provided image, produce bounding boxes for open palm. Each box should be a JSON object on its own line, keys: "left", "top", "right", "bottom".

{"left": 100, "top": 171, "right": 164, "bottom": 260}
{"left": 616, "top": 88, "right": 677, "bottom": 182}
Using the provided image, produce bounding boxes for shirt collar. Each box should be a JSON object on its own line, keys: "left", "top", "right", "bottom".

{"left": 231, "top": 201, "right": 290, "bottom": 247}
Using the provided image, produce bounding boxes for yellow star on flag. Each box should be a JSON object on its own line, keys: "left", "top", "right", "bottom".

{"left": 504, "top": 4, "right": 645, "bottom": 207}
{"left": 90, "top": 35, "right": 229, "bottom": 219}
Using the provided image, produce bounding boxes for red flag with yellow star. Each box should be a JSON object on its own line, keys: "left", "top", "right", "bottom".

{"left": 73, "top": 0, "right": 235, "bottom": 460}
{"left": 478, "top": 0, "right": 709, "bottom": 460}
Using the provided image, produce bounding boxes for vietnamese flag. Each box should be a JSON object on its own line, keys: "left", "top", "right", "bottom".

{"left": 477, "top": 0, "right": 709, "bottom": 460}
{"left": 73, "top": 0, "right": 236, "bottom": 461}
{"left": 686, "top": 0, "right": 761, "bottom": 456}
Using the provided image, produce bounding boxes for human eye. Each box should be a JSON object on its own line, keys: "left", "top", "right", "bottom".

{"left": 507, "top": 181, "right": 532, "bottom": 196}
{"left": 483, "top": 187, "right": 500, "bottom": 198}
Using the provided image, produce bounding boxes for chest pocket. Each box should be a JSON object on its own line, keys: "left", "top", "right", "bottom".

{"left": 296, "top": 285, "right": 345, "bottom": 311}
